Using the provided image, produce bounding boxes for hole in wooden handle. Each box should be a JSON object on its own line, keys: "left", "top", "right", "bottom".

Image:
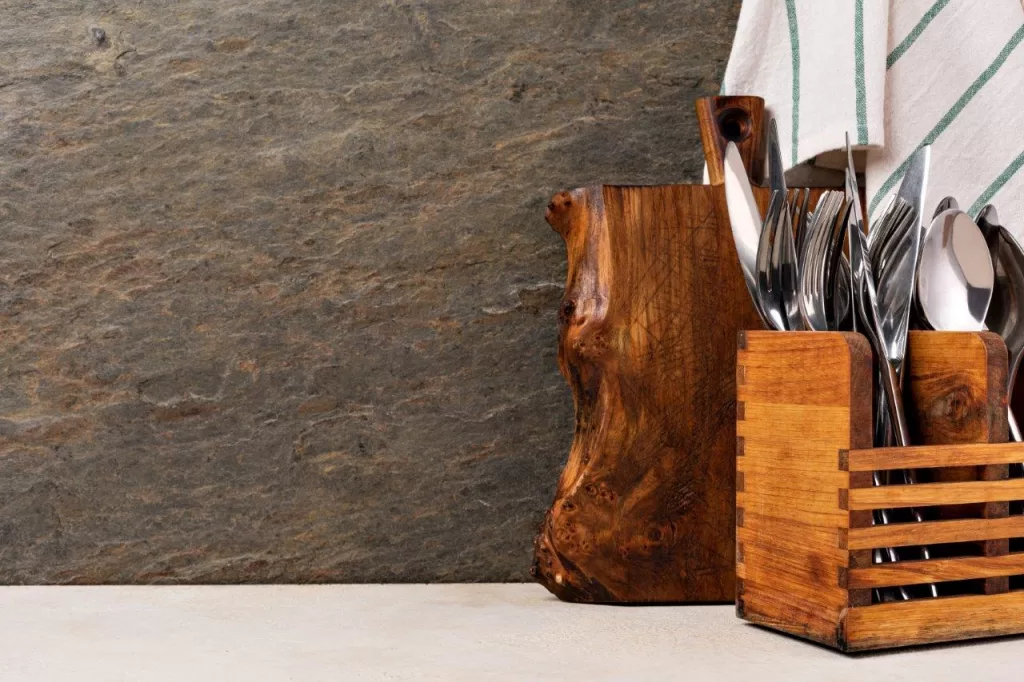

{"left": 717, "top": 107, "right": 751, "bottom": 144}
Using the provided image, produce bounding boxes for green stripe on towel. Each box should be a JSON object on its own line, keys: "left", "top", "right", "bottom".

{"left": 855, "top": 0, "right": 868, "bottom": 145}
{"left": 785, "top": 0, "right": 800, "bottom": 166}
{"left": 869, "top": 22, "right": 1024, "bottom": 220}
{"left": 969, "top": 150, "right": 1024, "bottom": 217}
{"left": 887, "top": 0, "right": 953, "bottom": 69}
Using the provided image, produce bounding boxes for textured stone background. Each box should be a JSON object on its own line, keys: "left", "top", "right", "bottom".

{"left": 0, "top": 0, "right": 740, "bottom": 583}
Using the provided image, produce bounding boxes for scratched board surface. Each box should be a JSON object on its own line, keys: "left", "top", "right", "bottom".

{"left": 534, "top": 182, "right": 758, "bottom": 602}
{"left": 0, "top": 0, "right": 741, "bottom": 583}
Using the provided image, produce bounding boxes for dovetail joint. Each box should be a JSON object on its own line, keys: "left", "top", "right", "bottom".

{"left": 838, "top": 449, "right": 849, "bottom": 471}
{"left": 736, "top": 472, "right": 745, "bottom": 493}
{"left": 837, "top": 528, "right": 848, "bottom": 550}
{"left": 838, "top": 489, "right": 849, "bottom": 511}
{"left": 736, "top": 401, "right": 745, "bottom": 421}
{"left": 736, "top": 436, "right": 745, "bottom": 457}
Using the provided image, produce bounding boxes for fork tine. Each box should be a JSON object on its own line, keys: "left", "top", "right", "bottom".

{"left": 798, "top": 189, "right": 810, "bottom": 249}
{"left": 877, "top": 201, "right": 918, "bottom": 280}
{"left": 799, "top": 190, "right": 841, "bottom": 331}
{"left": 828, "top": 196, "right": 853, "bottom": 329}
{"left": 874, "top": 197, "right": 913, "bottom": 274}
{"left": 869, "top": 194, "right": 897, "bottom": 242}
{"left": 870, "top": 197, "right": 911, "bottom": 272}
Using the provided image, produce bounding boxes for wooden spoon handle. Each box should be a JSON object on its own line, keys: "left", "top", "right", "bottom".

{"left": 696, "top": 96, "right": 765, "bottom": 186}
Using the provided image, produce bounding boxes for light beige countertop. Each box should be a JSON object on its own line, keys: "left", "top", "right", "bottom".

{"left": 0, "top": 583, "right": 1020, "bottom": 680}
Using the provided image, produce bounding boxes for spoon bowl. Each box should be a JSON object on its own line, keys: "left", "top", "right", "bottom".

{"left": 917, "top": 209, "right": 995, "bottom": 332}
{"left": 982, "top": 210, "right": 1024, "bottom": 442}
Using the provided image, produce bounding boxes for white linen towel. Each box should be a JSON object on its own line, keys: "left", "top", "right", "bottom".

{"left": 720, "top": 0, "right": 1024, "bottom": 236}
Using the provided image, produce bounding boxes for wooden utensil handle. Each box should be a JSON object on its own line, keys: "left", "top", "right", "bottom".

{"left": 696, "top": 96, "right": 765, "bottom": 186}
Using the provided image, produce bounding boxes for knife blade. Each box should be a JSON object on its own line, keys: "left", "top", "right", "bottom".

{"left": 767, "top": 119, "right": 787, "bottom": 195}
{"left": 723, "top": 141, "right": 769, "bottom": 326}
{"left": 880, "top": 145, "right": 929, "bottom": 366}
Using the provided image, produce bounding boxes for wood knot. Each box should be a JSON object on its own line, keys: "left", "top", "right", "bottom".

{"left": 572, "top": 331, "right": 606, "bottom": 360}
{"left": 582, "top": 482, "right": 615, "bottom": 503}
{"left": 559, "top": 298, "right": 577, "bottom": 324}
{"left": 940, "top": 386, "right": 972, "bottom": 422}
{"left": 545, "top": 191, "right": 575, "bottom": 233}
{"left": 554, "top": 519, "right": 579, "bottom": 544}
{"left": 638, "top": 523, "right": 672, "bottom": 553}
{"left": 547, "top": 192, "right": 573, "bottom": 214}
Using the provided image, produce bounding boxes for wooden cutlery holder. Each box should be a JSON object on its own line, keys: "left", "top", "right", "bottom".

{"left": 736, "top": 329, "right": 1024, "bottom": 651}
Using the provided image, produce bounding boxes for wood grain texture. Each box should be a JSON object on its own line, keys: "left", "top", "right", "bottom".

{"left": 739, "top": 331, "right": 1024, "bottom": 651}
{"left": 695, "top": 96, "right": 765, "bottom": 186}
{"left": 847, "top": 516, "right": 1024, "bottom": 550}
{"left": 903, "top": 330, "right": 1010, "bottom": 596}
{"left": 532, "top": 95, "right": 768, "bottom": 603}
{"left": 848, "top": 479, "right": 1024, "bottom": 508}
{"left": 736, "top": 331, "right": 872, "bottom": 649}
{"left": 905, "top": 331, "right": 1007, "bottom": 448}
{"left": 847, "top": 443, "right": 1024, "bottom": 471}
{"left": 532, "top": 180, "right": 761, "bottom": 602}
{"left": 848, "top": 554, "right": 1024, "bottom": 589}
{"left": 845, "top": 592, "right": 1024, "bottom": 651}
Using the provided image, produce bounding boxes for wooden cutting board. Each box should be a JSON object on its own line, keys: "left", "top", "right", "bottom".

{"left": 531, "top": 96, "right": 770, "bottom": 602}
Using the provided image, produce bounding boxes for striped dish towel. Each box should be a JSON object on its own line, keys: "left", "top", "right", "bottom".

{"left": 720, "top": 0, "right": 1024, "bottom": 237}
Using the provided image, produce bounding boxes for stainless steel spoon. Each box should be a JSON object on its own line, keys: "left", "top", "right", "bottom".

{"left": 976, "top": 205, "right": 1002, "bottom": 268}
{"left": 981, "top": 206, "right": 1024, "bottom": 444}
{"left": 933, "top": 196, "right": 959, "bottom": 219}
{"left": 917, "top": 209, "right": 995, "bottom": 332}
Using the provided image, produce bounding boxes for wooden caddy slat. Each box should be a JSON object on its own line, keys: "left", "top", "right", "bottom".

{"left": 848, "top": 443, "right": 1024, "bottom": 471}
{"left": 848, "top": 479, "right": 1024, "bottom": 509}
{"left": 847, "top": 516, "right": 1024, "bottom": 549}
{"left": 848, "top": 553, "right": 1024, "bottom": 588}
{"left": 845, "top": 592, "right": 1024, "bottom": 650}
{"left": 737, "top": 330, "right": 1023, "bottom": 652}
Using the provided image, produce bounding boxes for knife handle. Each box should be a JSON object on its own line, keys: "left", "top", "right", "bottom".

{"left": 697, "top": 96, "right": 765, "bottom": 187}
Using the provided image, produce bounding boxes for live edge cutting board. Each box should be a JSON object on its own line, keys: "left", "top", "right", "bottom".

{"left": 531, "top": 96, "right": 769, "bottom": 602}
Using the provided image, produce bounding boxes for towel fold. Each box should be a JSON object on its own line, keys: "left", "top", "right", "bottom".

{"left": 720, "top": 0, "right": 1024, "bottom": 235}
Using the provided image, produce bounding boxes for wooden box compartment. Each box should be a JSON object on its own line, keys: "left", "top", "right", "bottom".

{"left": 736, "top": 330, "right": 1024, "bottom": 652}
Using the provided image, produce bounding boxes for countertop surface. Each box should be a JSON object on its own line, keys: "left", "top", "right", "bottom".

{"left": 1, "top": 583, "right": 1021, "bottom": 680}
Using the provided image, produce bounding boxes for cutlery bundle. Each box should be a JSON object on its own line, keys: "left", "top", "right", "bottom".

{"left": 723, "top": 96, "right": 1024, "bottom": 650}
{"left": 536, "top": 94, "right": 1024, "bottom": 651}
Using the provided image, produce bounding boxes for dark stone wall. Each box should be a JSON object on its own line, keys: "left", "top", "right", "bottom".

{"left": 0, "top": 0, "right": 740, "bottom": 582}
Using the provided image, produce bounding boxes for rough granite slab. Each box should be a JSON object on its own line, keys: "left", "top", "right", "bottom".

{"left": 0, "top": 0, "right": 740, "bottom": 583}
